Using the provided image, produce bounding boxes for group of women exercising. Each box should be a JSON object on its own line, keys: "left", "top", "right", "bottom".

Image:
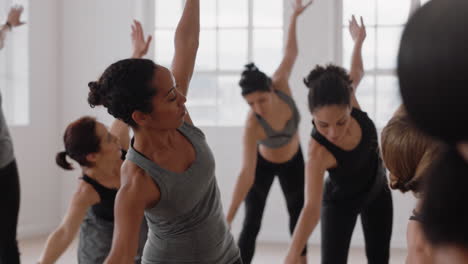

{"left": 2, "top": 0, "right": 468, "bottom": 263}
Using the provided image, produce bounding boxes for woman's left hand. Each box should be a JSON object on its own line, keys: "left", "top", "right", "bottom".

{"left": 7, "top": 5, "right": 25, "bottom": 28}
{"left": 292, "top": 0, "right": 314, "bottom": 16}
{"left": 131, "top": 20, "right": 152, "bottom": 58}
{"left": 349, "top": 15, "right": 366, "bottom": 44}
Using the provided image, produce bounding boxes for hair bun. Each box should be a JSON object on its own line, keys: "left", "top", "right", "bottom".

{"left": 244, "top": 62, "right": 258, "bottom": 72}
{"left": 303, "top": 65, "right": 326, "bottom": 89}
{"left": 87, "top": 81, "right": 103, "bottom": 107}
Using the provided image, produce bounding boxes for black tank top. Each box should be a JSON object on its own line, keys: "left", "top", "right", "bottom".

{"left": 311, "top": 108, "right": 385, "bottom": 205}
{"left": 80, "top": 150, "right": 126, "bottom": 222}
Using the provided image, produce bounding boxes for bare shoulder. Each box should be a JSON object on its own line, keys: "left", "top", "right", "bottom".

{"left": 245, "top": 111, "right": 262, "bottom": 139}
{"left": 75, "top": 180, "right": 100, "bottom": 206}
{"left": 272, "top": 78, "right": 292, "bottom": 96}
{"left": 308, "top": 138, "right": 335, "bottom": 169}
{"left": 120, "top": 160, "right": 161, "bottom": 207}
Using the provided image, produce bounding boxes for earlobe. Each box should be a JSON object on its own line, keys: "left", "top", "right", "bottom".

{"left": 86, "top": 153, "right": 98, "bottom": 163}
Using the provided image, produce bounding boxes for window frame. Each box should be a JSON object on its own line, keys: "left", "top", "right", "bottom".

{"left": 149, "top": 0, "right": 285, "bottom": 127}
{"left": 336, "top": 0, "right": 424, "bottom": 128}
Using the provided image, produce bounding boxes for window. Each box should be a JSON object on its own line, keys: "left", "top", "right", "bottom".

{"left": 340, "top": 0, "right": 430, "bottom": 128}
{"left": 154, "top": 0, "right": 284, "bottom": 126}
{"left": 0, "top": 0, "right": 29, "bottom": 126}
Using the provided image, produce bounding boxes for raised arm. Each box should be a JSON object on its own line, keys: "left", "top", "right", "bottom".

{"left": 110, "top": 119, "right": 130, "bottom": 151}
{"left": 272, "top": 0, "right": 313, "bottom": 93}
{"left": 226, "top": 117, "right": 259, "bottom": 225}
{"left": 0, "top": 5, "right": 25, "bottom": 50}
{"left": 348, "top": 15, "right": 366, "bottom": 109}
{"left": 38, "top": 183, "right": 97, "bottom": 264}
{"left": 104, "top": 167, "right": 160, "bottom": 264}
{"left": 284, "top": 139, "right": 328, "bottom": 264}
{"left": 171, "top": 0, "right": 200, "bottom": 97}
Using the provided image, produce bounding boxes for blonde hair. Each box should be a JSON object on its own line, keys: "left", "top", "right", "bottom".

{"left": 381, "top": 106, "right": 441, "bottom": 194}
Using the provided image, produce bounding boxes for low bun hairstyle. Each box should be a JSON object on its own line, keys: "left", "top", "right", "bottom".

{"left": 56, "top": 116, "right": 101, "bottom": 170}
{"left": 87, "top": 81, "right": 103, "bottom": 107}
{"left": 56, "top": 151, "right": 72, "bottom": 170}
{"left": 88, "top": 58, "right": 158, "bottom": 127}
{"left": 239, "top": 63, "right": 272, "bottom": 96}
{"left": 381, "top": 107, "right": 441, "bottom": 194}
{"left": 304, "top": 64, "right": 352, "bottom": 113}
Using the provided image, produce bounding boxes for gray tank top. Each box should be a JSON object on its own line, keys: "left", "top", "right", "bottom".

{"left": 126, "top": 122, "right": 240, "bottom": 264}
{"left": 255, "top": 90, "right": 301, "bottom": 149}
{"left": 0, "top": 92, "right": 14, "bottom": 168}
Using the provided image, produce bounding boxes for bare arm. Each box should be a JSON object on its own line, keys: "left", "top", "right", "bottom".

{"left": 226, "top": 117, "right": 258, "bottom": 225}
{"left": 284, "top": 139, "right": 329, "bottom": 264}
{"left": 406, "top": 220, "right": 433, "bottom": 264}
{"left": 0, "top": 5, "right": 25, "bottom": 50}
{"left": 272, "top": 0, "right": 313, "bottom": 94}
{"left": 38, "top": 183, "right": 97, "bottom": 264}
{"left": 348, "top": 15, "right": 366, "bottom": 110}
{"left": 110, "top": 119, "right": 130, "bottom": 151}
{"left": 172, "top": 0, "right": 200, "bottom": 97}
{"left": 104, "top": 165, "right": 160, "bottom": 264}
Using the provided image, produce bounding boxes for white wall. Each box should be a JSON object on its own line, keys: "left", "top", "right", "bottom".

{"left": 58, "top": 0, "right": 135, "bottom": 213}
{"left": 14, "top": 0, "right": 61, "bottom": 238}
{"left": 19, "top": 0, "right": 415, "bottom": 251}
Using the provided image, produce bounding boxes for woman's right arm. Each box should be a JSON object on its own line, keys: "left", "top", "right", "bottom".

{"left": 284, "top": 139, "right": 329, "bottom": 264}
{"left": 38, "top": 183, "right": 97, "bottom": 264}
{"left": 226, "top": 117, "right": 258, "bottom": 225}
{"left": 104, "top": 165, "right": 160, "bottom": 264}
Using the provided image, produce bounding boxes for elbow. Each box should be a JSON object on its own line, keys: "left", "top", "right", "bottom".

{"left": 303, "top": 202, "right": 321, "bottom": 221}
{"left": 239, "top": 169, "right": 255, "bottom": 189}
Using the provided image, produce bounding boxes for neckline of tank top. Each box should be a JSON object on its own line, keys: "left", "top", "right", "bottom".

{"left": 312, "top": 108, "right": 365, "bottom": 154}
{"left": 255, "top": 90, "right": 298, "bottom": 133}
{"left": 128, "top": 125, "right": 199, "bottom": 176}
{"left": 81, "top": 174, "right": 118, "bottom": 191}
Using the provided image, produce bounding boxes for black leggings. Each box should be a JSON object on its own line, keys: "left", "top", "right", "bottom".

{"left": 321, "top": 185, "right": 393, "bottom": 264}
{"left": 0, "top": 160, "right": 20, "bottom": 264}
{"left": 238, "top": 148, "right": 306, "bottom": 264}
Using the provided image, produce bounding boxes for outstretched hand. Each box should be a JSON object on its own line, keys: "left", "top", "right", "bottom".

{"left": 7, "top": 5, "right": 25, "bottom": 27}
{"left": 131, "top": 20, "right": 152, "bottom": 58}
{"left": 291, "top": 0, "right": 314, "bottom": 16}
{"left": 349, "top": 15, "right": 366, "bottom": 44}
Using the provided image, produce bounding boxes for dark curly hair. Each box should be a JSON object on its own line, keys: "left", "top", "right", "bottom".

{"left": 56, "top": 116, "right": 100, "bottom": 170}
{"left": 398, "top": 0, "right": 468, "bottom": 145}
{"left": 239, "top": 63, "right": 272, "bottom": 96}
{"left": 88, "top": 58, "right": 158, "bottom": 127}
{"left": 304, "top": 64, "right": 352, "bottom": 113}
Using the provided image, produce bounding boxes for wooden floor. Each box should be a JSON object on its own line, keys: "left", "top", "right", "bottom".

{"left": 20, "top": 235, "right": 407, "bottom": 263}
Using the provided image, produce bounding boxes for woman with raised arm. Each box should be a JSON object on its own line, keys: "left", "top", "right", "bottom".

{"left": 284, "top": 16, "right": 393, "bottom": 264}
{"left": 226, "top": 1, "right": 312, "bottom": 263}
{"left": 381, "top": 106, "right": 441, "bottom": 264}
{"left": 37, "top": 21, "right": 150, "bottom": 264}
{"left": 0, "top": 5, "right": 25, "bottom": 264}
{"left": 90, "top": 1, "right": 240, "bottom": 263}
